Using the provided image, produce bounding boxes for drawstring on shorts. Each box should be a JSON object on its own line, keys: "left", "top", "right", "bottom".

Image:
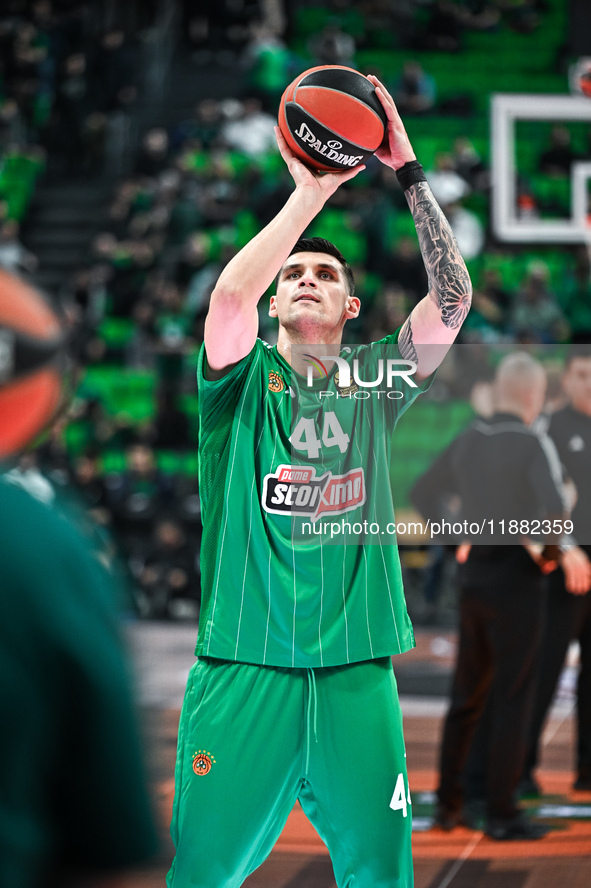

{"left": 305, "top": 667, "right": 318, "bottom": 775}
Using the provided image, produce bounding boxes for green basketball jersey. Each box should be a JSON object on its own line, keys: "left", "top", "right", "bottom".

{"left": 196, "top": 335, "right": 432, "bottom": 668}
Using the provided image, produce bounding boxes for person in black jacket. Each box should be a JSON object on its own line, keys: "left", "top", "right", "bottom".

{"left": 520, "top": 346, "right": 591, "bottom": 794}
{"left": 411, "top": 352, "right": 583, "bottom": 840}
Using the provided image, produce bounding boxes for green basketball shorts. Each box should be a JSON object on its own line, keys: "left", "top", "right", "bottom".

{"left": 166, "top": 656, "right": 413, "bottom": 888}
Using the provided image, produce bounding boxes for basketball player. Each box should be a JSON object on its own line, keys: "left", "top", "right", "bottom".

{"left": 166, "top": 75, "right": 472, "bottom": 888}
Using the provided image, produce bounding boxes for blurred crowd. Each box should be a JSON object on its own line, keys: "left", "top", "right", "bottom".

{"left": 1, "top": 0, "right": 586, "bottom": 621}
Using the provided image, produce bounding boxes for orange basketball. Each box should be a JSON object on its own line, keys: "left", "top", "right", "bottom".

{"left": 0, "top": 270, "right": 66, "bottom": 458}
{"left": 278, "top": 65, "right": 387, "bottom": 172}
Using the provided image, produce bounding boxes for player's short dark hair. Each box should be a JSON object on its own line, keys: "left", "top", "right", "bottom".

{"left": 275, "top": 237, "right": 355, "bottom": 297}
{"left": 565, "top": 344, "right": 591, "bottom": 366}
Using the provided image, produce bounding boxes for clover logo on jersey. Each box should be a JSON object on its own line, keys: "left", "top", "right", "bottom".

{"left": 262, "top": 464, "right": 366, "bottom": 521}
{"left": 192, "top": 750, "right": 216, "bottom": 776}
{"left": 268, "top": 370, "right": 285, "bottom": 393}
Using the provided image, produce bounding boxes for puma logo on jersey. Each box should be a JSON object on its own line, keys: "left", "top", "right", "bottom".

{"left": 262, "top": 464, "right": 366, "bottom": 520}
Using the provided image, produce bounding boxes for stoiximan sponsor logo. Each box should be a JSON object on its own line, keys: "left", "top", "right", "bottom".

{"left": 262, "top": 464, "right": 366, "bottom": 520}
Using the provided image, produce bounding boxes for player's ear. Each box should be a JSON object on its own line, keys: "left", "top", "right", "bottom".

{"left": 345, "top": 296, "right": 361, "bottom": 319}
{"left": 269, "top": 294, "right": 278, "bottom": 317}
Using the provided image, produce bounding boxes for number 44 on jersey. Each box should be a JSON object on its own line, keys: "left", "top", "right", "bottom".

{"left": 290, "top": 412, "right": 349, "bottom": 458}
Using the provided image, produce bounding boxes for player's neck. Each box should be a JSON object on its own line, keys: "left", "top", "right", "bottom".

{"left": 276, "top": 327, "right": 342, "bottom": 376}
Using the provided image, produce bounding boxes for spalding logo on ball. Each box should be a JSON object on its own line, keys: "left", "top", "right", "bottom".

{"left": 0, "top": 270, "right": 65, "bottom": 458}
{"left": 279, "top": 65, "right": 388, "bottom": 172}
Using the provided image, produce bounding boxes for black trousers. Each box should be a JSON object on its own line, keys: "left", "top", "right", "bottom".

{"left": 523, "top": 565, "right": 591, "bottom": 782}
{"left": 437, "top": 550, "right": 546, "bottom": 820}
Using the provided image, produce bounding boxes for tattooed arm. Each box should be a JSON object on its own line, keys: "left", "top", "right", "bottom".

{"left": 368, "top": 75, "right": 472, "bottom": 378}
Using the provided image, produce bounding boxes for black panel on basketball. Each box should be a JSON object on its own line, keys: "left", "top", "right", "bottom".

{"left": 284, "top": 103, "right": 375, "bottom": 170}
{"left": 297, "top": 69, "right": 388, "bottom": 126}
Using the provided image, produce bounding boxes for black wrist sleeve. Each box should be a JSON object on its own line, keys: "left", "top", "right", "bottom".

{"left": 396, "top": 160, "right": 427, "bottom": 192}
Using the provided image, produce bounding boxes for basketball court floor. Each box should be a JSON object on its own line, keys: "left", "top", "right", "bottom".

{"left": 128, "top": 623, "right": 591, "bottom": 887}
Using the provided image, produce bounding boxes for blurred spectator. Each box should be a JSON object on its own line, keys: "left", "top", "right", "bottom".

{"left": 45, "top": 61, "right": 98, "bottom": 175}
{"left": 419, "top": 2, "right": 463, "bottom": 52}
{"left": 243, "top": 22, "right": 292, "bottom": 112}
{"left": 505, "top": 0, "right": 543, "bottom": 34}
{"left": 126, "top": 298, "right": 157, "bottom": 370}
{"left": 443, "top": 201, "right": 485, "bottom": 261}
{"left": 0, "top": 97, "right": 27, "bottom": 147}
{"left": 167, "top": 184, "right": 204, "bottom": 248}
{"left": 375, "top": 235, "right": 428, "bottom": 301}
{"left": 0, "top": 220, "right": 38, "bottom": 274}
{"left": 135, "top": 127, "right": 172, "bottom": 178}
{"left": 510, "top": 261, "right": 570, "bottom": 343}
{"left": 153, "top": 389, "right": 191, "bottom": 450}
{"left": 427, "top": 153, "right": 471, "bottom": 206}
{"left": 172, "top": 98, "right": 224, "bottom": 152}
{"left": 153, "top": 281, "right": 196, "bottom": 391}
{"left": 366, "top": 282, "right": 411, "bottom": 342}
{"left": 539, "top": 125, "right": 578, "bottom": 176}
{"left": 392, "top": 60, "right": 437, "bottom": 115}
{"left": 108, "top": 442, "right": 173, "bottom": 553}
{"left": 71, "top": 450, "right": 112, "bottom": 526}
{"left": 451, "top": 137, "right": 488, "bottom": 191}
{"left": 561, "top": 246, "right": 591, "bottom": 342}
{"left": 137, "top": 518, "right": 200, "bottom": 620}
{"left": 184, "top": 235, "right": 225, "bottom": 315}
{"left": 455, "top": 0, "right": 501, "bottom": 31}
{"left": 308, "top": 21, "right": 356, "bottom": 67}
{"left": 67, "top": 264, "right": 109, "bottom": 326}
{"left": 220, "top": 97, "right": 277, "bottom": 158}
{"left": 90, "top": 28, "right": 137, "bottom": 113}
{"left": 465, "top": 268, "right": 511, "bottom": 340}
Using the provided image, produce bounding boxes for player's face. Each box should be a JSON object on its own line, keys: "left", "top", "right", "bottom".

{"left": 270, "top": 252, "right": 360, "bottom": 335}
{"left": 563, "top": 357, "right": 591, "bottom": 416}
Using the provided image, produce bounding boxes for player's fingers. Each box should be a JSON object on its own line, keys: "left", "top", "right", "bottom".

{"left": 274, "top": 125, "right": 292, "bottom": 158}
{"left": 321, "top": 164, "right": 366, "bottom": 190}
{"left": 374, "top": 86, "right": 397, "bottom": 121}
{"left": 567, "top": 566, "right": 590, "bottom": 594}
{"left": 367, "top": 73, "right": 392, "bottom": 101}
{"left": 369, "top": 76, "right": 400, "bottom": 116}
{"left": 275, "top": 130, "right": 311, "bottom": 181}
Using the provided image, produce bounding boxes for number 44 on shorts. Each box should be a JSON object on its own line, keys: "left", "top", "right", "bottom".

{"left": 389, "top": 772, "right": 412, "bottom": 817}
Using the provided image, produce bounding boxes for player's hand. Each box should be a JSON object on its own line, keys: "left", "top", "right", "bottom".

{"left": 274, "top": 126, "right": 365, "bottom": 200}
{"left": 561, "top": 546, "right": 591, "bottom": 595}
{"left": 366, "top": 74, "right": 416, "bottom": 171}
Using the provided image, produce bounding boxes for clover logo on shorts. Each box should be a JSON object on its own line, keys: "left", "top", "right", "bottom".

{"left": 192, "top": 750, "right": 216, "bottom": 776}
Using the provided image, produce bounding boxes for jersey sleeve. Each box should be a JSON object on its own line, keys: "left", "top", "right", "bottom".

{"left": 197, "top": 340, "right": 261, "bottom": 435}
{"left": 369, "top": 331, "right": 436, "bottom": 428}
